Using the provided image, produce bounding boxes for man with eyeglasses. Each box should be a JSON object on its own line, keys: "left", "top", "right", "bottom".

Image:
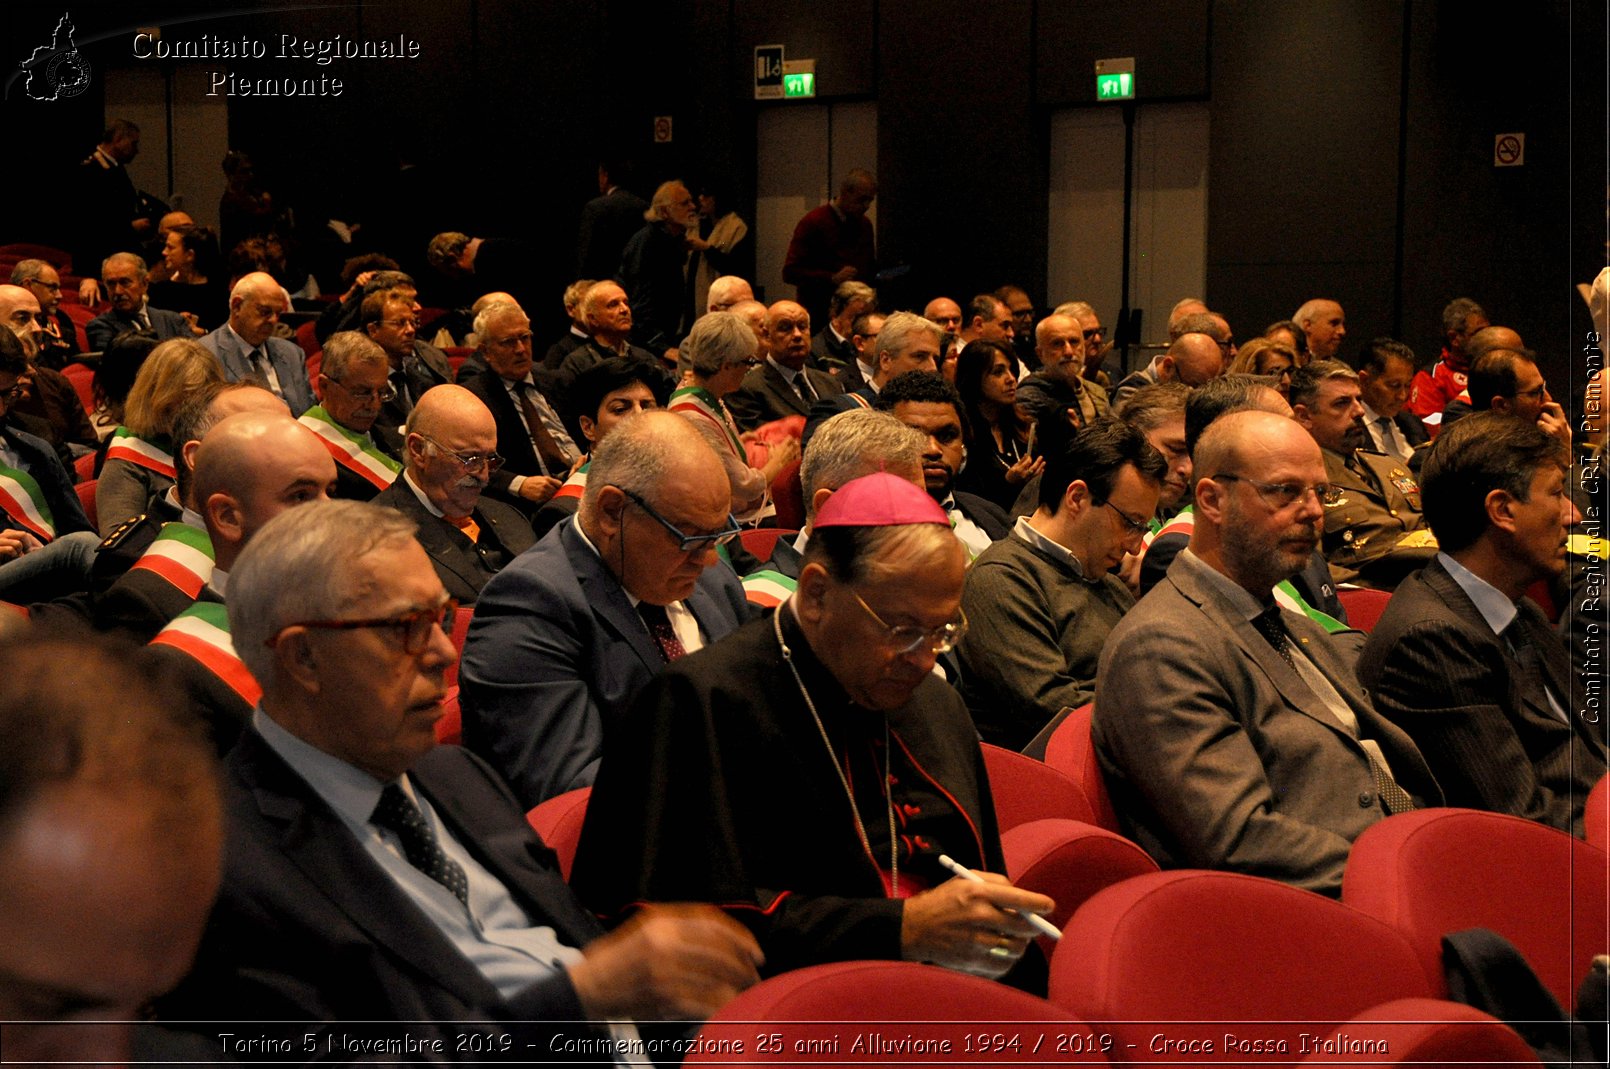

{"left": 1094, "top": 410, "right": 1439, "bottom": 896}
{"left": 1292, "top": 360, "right": 1436, "bottom": 589}
{"left": 360, "top": 289, "right": 454, "bottom": 428}
{"left": 199, "top": 272, "right": 315, "bottom": 416}
{"left": 1460, "top": 347, "right": 1572, "bottom": 452}
{"left": 959, "top": 419, "right": 1164, "bottom": 754}
{"left": 8, "top": 260, "right": 79, "bottom": 368}
{"left": 161, "top": 498, "right": 764, "bottom": 1044}
{"left": 573, "top": 471, "right": 1055, "bottom": 988}
{"left": 460, "top": 410, "right": 750, "bottom": 807}
{"left": 461, "top": 301, "right": 582, "bottom": 512}
{"left": 298, "top": 331, "right": 403, "bottom": 500}
{"left": 373, "top": 386, "right": 534, "bottom": 604}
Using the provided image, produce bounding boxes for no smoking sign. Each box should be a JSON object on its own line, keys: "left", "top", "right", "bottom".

{"left": 1494, "top": 132, "right": 1525, "bottom": 167}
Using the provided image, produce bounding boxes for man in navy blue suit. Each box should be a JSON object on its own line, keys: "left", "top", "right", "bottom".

{"left": 461, "top": 410, "right": 752, "bottom": 807}
{"left": 84, "top": 252, "right": 190, "bottom": 351}
{"left": 199, "top": 272, "right": 315, "bottom": 416}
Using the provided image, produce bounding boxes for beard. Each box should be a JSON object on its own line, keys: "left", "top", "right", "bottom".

{"left": 1221, "top": 493, "right": 1321, "bottom": 590}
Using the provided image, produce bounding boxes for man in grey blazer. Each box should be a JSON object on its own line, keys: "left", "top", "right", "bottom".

{"left": 199, "top": 271, "right": 315, "bottom": 416}
{"left": 1094, "top": 410, "right": 1439, "bottom": 896}
{"left": 460, "top": 411, "right": 752, "bottom": 808}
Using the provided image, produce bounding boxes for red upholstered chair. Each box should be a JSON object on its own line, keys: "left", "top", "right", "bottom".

{"left": 444, "top": 604, "right": 474, "bottom": 690}
{"left": 295, "top": 320, "right": 321, "bottom": 361}
{"left": 525, "top": 787, "right": 591, "bottom": 881}
{"left": 1041, "top": 705, "right": 1120, "bottom": 834}
{"left": 75, "top": 478, "right": 97, "bottom": 530}
{"left": 1336, "top": 587, "right": 1391, "bottom": 632}
{"left": 1050, "top": 870, "right": 1539, "bottom": 1066}
{"left": 982, "top": 743, "right": 1097, "bottom": 830}
{"left": 72, "top": 451, "right": 96, "bottom": 481}
{"left": 0, "top": 243, "right": 72, "bottom": 272}
{"left": 768, "top": 458, "right": 804, "bottom": 530}
{"left": 688, "top": 960, "right": 1111, "bottom": 1066}
{"left": 443, "top": 346, "right": 474, "bottom": 376}
{"left": 61, "top": 303, "right": 96, "bottom": 350}
{"left": 1587, "top": 774, "right": 1610, "bottom": 853}
{"left": 999, "top": 817, "right": 1157, "bottom": 958}
{"left": 60, "top": 362, "right": 96, "bottom": 415}
{"left": 433, "top": 687, "right": 461, "bottom": 745}
{"left": 736, "top": 527, "right": 797, "bottom": 561}
{"left": 1342, "top": 808, "right": 1609, "bottom": 1009}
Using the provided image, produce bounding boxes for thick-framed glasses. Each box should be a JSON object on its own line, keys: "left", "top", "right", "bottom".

{"left": 1212, "top": 472, "right": 1342, "bottom": 508}
{"left": 849, "top": 588, "right": 968, "bottom": 656}
{"left": 327, "top": 376, "right": 397, "bottom": 403}
{"left": 419, "top": 433, "right": 503, "bottom": 473}
{"left": 266, "top": 596, "right": 458, "bottom": 655}
{"left": 617, "top": 486, "right": 740, "bottom": 552}
{"left": 1097, "top": 498, "right": 1151, "bottom": 538}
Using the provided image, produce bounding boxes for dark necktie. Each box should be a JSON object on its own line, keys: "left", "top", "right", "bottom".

{"left": 518, "top": 382, "right": 571, "bottom": 475}
{"left": 1253, "top": 605, "right": 1416, "bottom": 815}
{"left": 390, "top": 368, "right": 413, "bottom": 416}
{"left": 371, "top": 783, "right": 469, "bottom": 907}
{"left": 637, "top": 601, "right": 686, "bottom": 662}
{"left": 794, "top": 371, "right": 817, "bottom": 404}
{"left": 1502, "top": 612, "right": 1564, "bottom": 722}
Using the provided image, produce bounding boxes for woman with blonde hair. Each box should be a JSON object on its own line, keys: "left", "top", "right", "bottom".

{"left": 1228, "top": 337, "right": 1297, "bottom": 400}
{"left": 95, "top": 338, "right": 226, "bottom": 534}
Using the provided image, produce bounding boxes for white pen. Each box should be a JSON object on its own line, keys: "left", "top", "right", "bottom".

{"left": 936, "top": 853, "right": 1062, "bottom": 941}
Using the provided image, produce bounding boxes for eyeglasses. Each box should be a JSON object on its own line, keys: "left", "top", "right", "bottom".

{"left": 1097, "top": 498, "right": 1151, "bottom": 538}
{"left": 327, "top": 377, "right": 397, "bottom": 403}
{"left": 617, "top": 486, "right": 741, "bottom": 552}
{"left": 1212, "top": 472, "right": 1342, "bottom": 508}
{"left": 27, "top": 280, "right": 61, "bottom": 293}
{"left": 488, "top": 332, "right": 534, "bottom": 348}
{"left": 849, "top": 588, "right": 969, "bottom": 656}
{"left": 418, "top": 433, "right": 503, "bottom": 473}
{"left": 382, "top": 317, "right": 421, "bottom": 330}
{"left": 1513, "top": 384, "right": 1549, "bottom": 400}
{"left": 267, "top": 596, "right": 458, "bottom": 655}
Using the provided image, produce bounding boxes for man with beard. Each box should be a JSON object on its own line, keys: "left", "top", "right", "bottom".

{"left": 1292, "top": 361, "right": 1436, "bottom": 589}
{"left": 1093, "top": 410, "right": 1439, "bottom": 895}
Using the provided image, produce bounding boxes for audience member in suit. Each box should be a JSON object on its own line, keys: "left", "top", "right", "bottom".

{"left": 540, "top": 278, "right": 597, "bottom": 371}
{"left": 159, "top": 498, "right": 761, "bottom": 1041}
{"left": 530, "top": 357, "right": 667, "bottom": 540}
{"left": 373, "top": 386, "right": 535, "bottom": 603}
{"left": 575, "top": 158, "right": 650, "bottom": 281}
{"left": 827, "top": 310, "right": 885, "bottom": 393}
{"left": 0, "top": 635, "right": 224, "bottom": 1067}
{"left": 803, "top": 310, "right": 941, "bottom": 446}
{"left": 0, "top": 285, "right": 99, "bottom": 452}
{"left": 460, "top": 411, "right": 751, "bottom": 808}
{"left": 619, "top": 181, "right": 699, "bottom": 356}
{"left": 725, "top": 300, "right": 844, "bottom": 431}
{"left": 1356, "top": 338, "right": 1430, "bottom": 469}
{"left": 1094, "top": 410, "right": 1439, "bottom": 896}
{"left": 1358, "top": 413, "right": 1606, "bottom": 835}
{"left": 8, "top": 260, "right": 80, "bottom": 369}
{"left": 198, "top": 272, "right": 315, "bottom": 417}
{"left": 554, "top": 281, "right": 668, "bottom": 396}
{"left": 297, "top": 331, "right": 403, "bottom": 501}
{"left": 704, "top": 274, "right": 754, "bottom": 315}
{"left": 459, "top": 302, "right": 583, "bottom": 516}
{"left": 810, "top": 280, "right": 875, "bottom": 374}
{"left": 360, "top": 289, "right": 454, "bottom": 436}
{"left": 960, "top": 420, "right": 1165, "bottom": 753}
{"left": 873, "top": 371, "right": 1010, "bottom": 559}
{"left": 312, "top": 264, "right": 406, "bottom": 346}
{"left": 85, "top": 253, "right": 191, "bottom": 352}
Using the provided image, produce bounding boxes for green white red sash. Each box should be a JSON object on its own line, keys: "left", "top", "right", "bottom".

{"left": 105, "top": 428, "right": 176, "bottom": 477}
{"left": 299, "top": 406, "right": 402, "bottom": 490}
{"left": 670, "top": 386, "right": 745, "bottom": 458}
{"left": 741, "top": 568, "right": 797, "bottom": 608}
{"left": 129, "top": 522, "right": 215, "bottom": 598}
{"left": 152, "top": 601, "right": 262, "bottom": 706}
{"left": 0, "top": 462, "right": 55, "bottom": 542}
{"left": 553, "top": 460, "right": 589, "bottom": 502}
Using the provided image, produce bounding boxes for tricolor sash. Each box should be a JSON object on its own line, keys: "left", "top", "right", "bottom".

{"left": 105, "top": 428, "right": 177, "bottom": 477}
{"left": 741, "top": 569, "right": 797, "bottom": 608}
{"left": 553, "top": 460, "right": 590, "bottom": 502}
{"left": 152, "top": 601, "right": 262, "bottom": 706}
{"left": 129, "top": 522, "right": 215, "bottom": 598}
{"left": 0, "top": 462, "right": 54, "bottom": 542}
{"left": 670, "top": 386, "right": 745, "bottom": 457}
{"left": 299, "top": 406, "right": 402, "bottom": 490}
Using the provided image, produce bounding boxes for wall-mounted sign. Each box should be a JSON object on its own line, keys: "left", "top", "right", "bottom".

{"left": 755, "top": 44, "right": 784, "bottom": 100}
{"left": 1095, "top": 56, "right": 1136, "bottom": 101}
{"left": 1493, "top": 132, "right": 1525, "bottom": 167}
{"left": 783, "top": 58, "right": 816, "bottom": 98}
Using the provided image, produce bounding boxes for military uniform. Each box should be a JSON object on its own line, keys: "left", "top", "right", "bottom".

{"left": 1320, "top": 449, "right": 1438, "bottom": 589}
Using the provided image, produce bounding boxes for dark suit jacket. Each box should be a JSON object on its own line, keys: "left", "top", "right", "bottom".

{"left": 460, "top": 368, "right": 578, "bottom": 496}
{"left": 726, "top": 360, "right": 844, "bottom": 431}
{"left": 374, "top": 341, "right": 456, "bottom": 439}
{"left": 1357, "top": 557, "right": 1606, "bottom": 835}
{"left": 576, "top": 187, "right": 650, "bottom": 280}
{"left": 373, "top": 478, "right": 535, "bottom": 603}
{"left": 159, "top": 733, "right": 605, "bottom": 1040}
{"left": 199, "top": 327, "right": 316, "bottom": 416}
{"left": 953, "top": 491, "right": 1010, "bottom": 542}
{"left": 85, "top": 304, "right": 190, "bottom": 351}
{"left": 460, "top": 518, "right": 752, "bottom": 808}
{"left": 1093, "top": 551, "right": 1440, "bottom": 896}
{"left": 810, "top": 328, "right": 857, "bottom": 373}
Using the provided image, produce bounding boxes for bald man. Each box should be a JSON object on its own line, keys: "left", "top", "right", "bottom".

{"left": 724, "top": 300, "right": 844, "bottom": 430}
{"left": 0, "top": 285, "right": 98, "bottom": 452}
{"left": 1094, "top": 410, "right": 1438, "bottom": 895}
{"left": 924, "top": 296, "right": 964, "bottom": 336}
{"left": 461, "top": 410, "right": 751, "bottom": 807}
{"left": 373, "top": 385, "right": 535, "bottom": 603}
{"left": 1294, "top": 299, "right": 1347, "bottom": 362}
{"left": 1112, "top": 331, "right": 1225, "bottom": 407}
{"left": 199, "top": 272, "right": 316, "bottom": 415}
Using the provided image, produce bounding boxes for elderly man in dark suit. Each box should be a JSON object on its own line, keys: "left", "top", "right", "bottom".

{"left": 199, "top": 271, "right": 316, "bottom": 416}
{"left": 85, "top": 252, "right": 190, "bottom": 351}
{"left": 1358, "top": 414, "right": 1606, "bottom": 835}
{"left": 372, "top": 385, "right": 534, "bottom": 603}
{"left": 361, "top": 288, "right": 454, "bottom": 430}
{"left": 725, "top": 300, "right": 843, "bottom": 431}
{"left": 460, "top": 411, "right": 751, "bottom": 808}
{"left": 159, "top": 498, "right": 761, "bottom": 1042}
{"left": 1094, "top": 410, "right": 1439, "bottom": 896}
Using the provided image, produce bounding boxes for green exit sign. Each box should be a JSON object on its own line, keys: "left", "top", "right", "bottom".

{"left": 1097, "top": 72, "right": 1134, "bottom": 99}
{"left": 784, "top": 72, "right": 815, "bottom": 98}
